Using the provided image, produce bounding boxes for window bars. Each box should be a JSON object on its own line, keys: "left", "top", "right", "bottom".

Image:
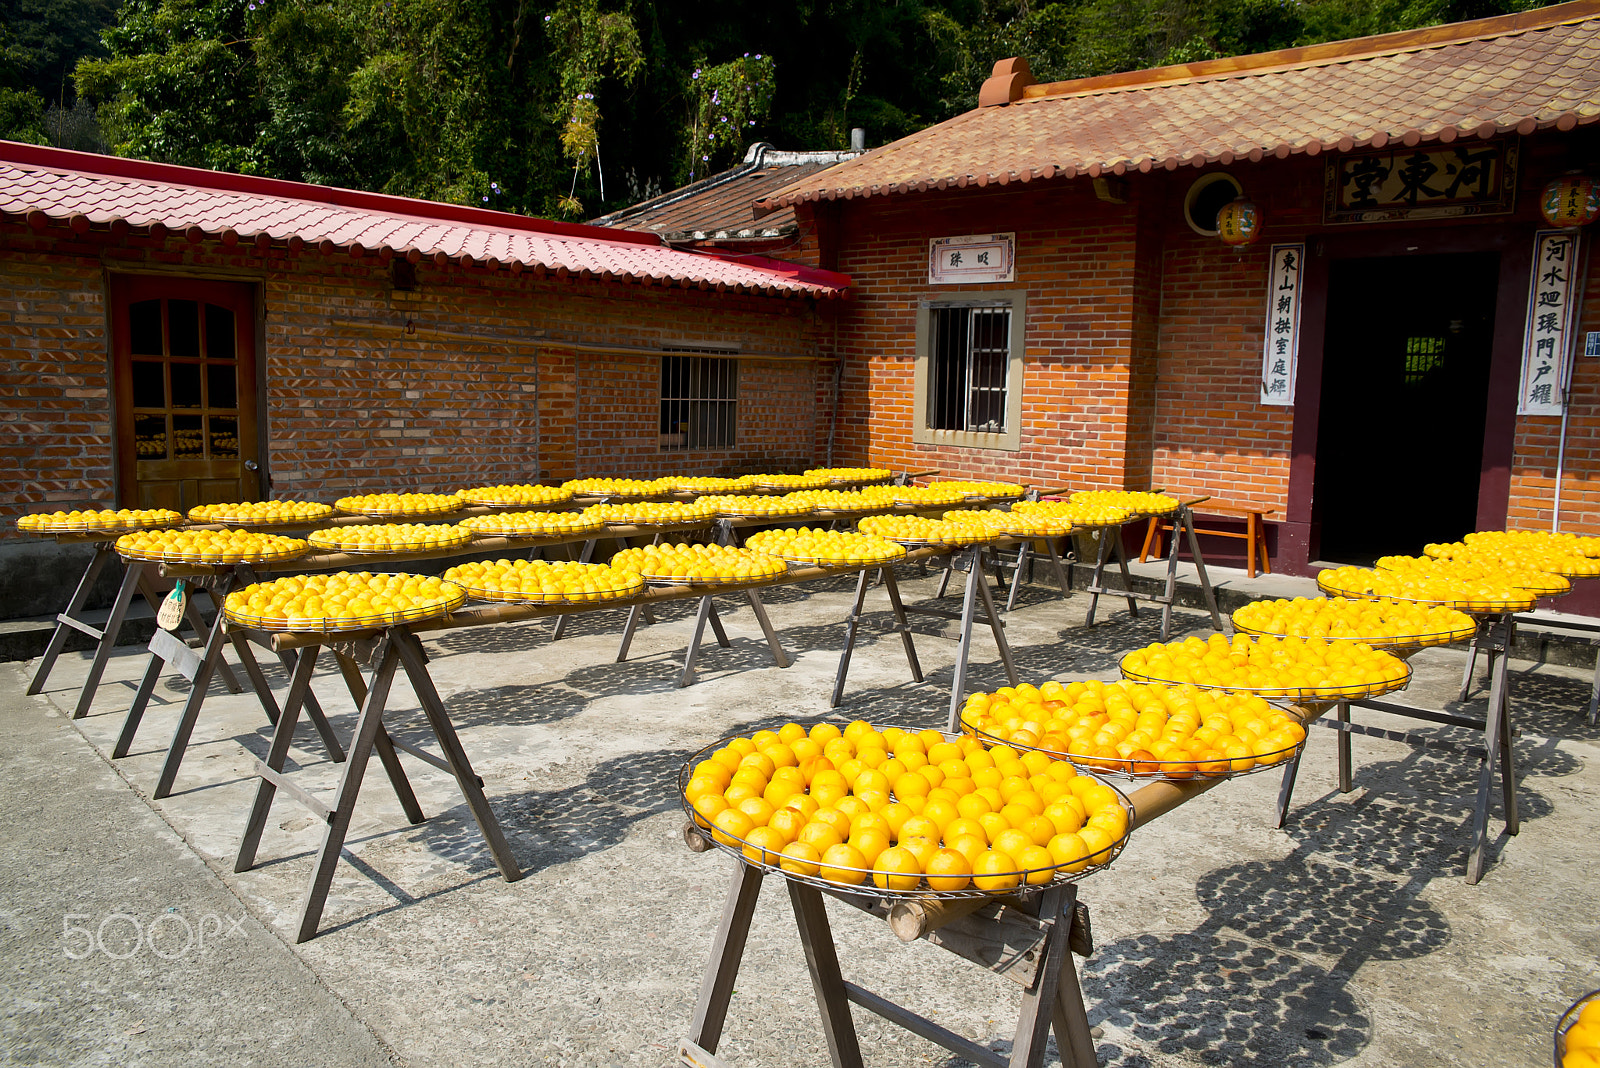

{"left": 928, "top": 304, "right": 1010, "bottom": 434}
{"left": 661, "top": 351, "right": 738, "bottom": 450}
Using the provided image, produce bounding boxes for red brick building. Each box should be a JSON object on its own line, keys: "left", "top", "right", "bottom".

{"left": 758, "top": 0, "right": 1600, "bottom": 586}
{"left": 0, "top": 144, "right": 847, "bottom": 612}
{"left": 4, "top": 2, "right": 1600, "bottom": 617}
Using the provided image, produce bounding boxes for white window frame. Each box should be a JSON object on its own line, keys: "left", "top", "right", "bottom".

{"left": 912, "top": 290, "right": 1026, "bottom": 452}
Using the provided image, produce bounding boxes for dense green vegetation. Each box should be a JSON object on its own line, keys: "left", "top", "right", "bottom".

{"left": 0, "top": 0, "right": 1547, "bottom": 218}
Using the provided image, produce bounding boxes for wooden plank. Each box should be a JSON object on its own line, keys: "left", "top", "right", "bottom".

{"left": 843, "top": 982, "right": 1007, "bottom": 1068}
{"left": 148, "top": 626, "right": 203, "bottom": 681}
{"left": 917, "top": 902, "right": 1049, "bottom": 988}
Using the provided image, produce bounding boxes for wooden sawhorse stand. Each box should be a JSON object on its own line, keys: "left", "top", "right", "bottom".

{"left": 1084, "top": 504, "right": 1227, "bottom": 641}
{"left": 1465, "top": 609, "right": 1600, "bottom": 726}
{"left": 1274, "top": 614, "right": 1518, "bottom": 884}
{"left": 551, "top": 521, "right": 713, "bottom": 642}
{"left": 679, "top": 857, "right": 1098, "bottom": 1068}
{"left": 27, "top": 541, "right": 241, "bottom": 718}
{"left": 913, "top": 546, "right": 1021, "bottom": 731}
{"left": 232, "top": 624, "right": 523, "bottom": 942}
{"left": 830, "top": 566, "right": 924, "bottom": 707}
{"left": 997, "top": 537, "right": 1074, "bottom": 612}
{"left": 109, "top": 562, "right": 341, "bottom": 799}
{"left": 617, "top": 586, "right": 789, "bottom": 687}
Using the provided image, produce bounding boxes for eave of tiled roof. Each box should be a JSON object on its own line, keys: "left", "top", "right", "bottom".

{"left": 756, "top": 0, "right": 1600, "bottom": 215}
{"left": 592, "top": 143, "right": 863, "bottom": 242}
{"left": 0, "top": 141, "right": 850, "bottom": 299}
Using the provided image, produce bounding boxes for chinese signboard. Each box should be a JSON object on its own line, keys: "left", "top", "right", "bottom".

{"left": 1324, "top": 141, "right": 1518, "bottom": 224}
{"left": 928, "top": 233, "right": 1016, "bottom": 285}
{"left": 1518, "top": 230, "right": 1582, "bottom": 416}
{"left": 1261, "top": 243, "right": 1304, "bottom": 406}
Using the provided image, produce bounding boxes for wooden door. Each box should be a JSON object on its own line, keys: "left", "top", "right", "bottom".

{"left": 110, "top": 276, "right": 260, "bottom": 509}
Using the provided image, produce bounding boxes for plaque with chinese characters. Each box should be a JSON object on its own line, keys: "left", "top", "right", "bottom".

{"left": 1260, "top": 244, "right": 1304, "bottom": 406}
{"left": 1324, "top": 141, "right": 1518, "bottom": 224}
{"left": 1518, "top": 230, "right": 1582, "bottom": 416}
{"left": 928, "top": 234, "right": 1016, "bottom": 285}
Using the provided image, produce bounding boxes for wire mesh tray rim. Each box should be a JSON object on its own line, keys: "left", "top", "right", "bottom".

{"left": 713, "top": 507, "right": 814, "bottom": 518}
{"left": 305, "top": 534, "right": 478, "bottom": 555}
{"left": 1316, "top": 578, "right": 1538, "bottom": 612}
{"left": 19, "top": 515, "right": 187, "bottom": 535}
{"left": 223, "top": 587, "right": 468, "bottom": 633}
{"left": 461, "top": 520, "right": 605, "bottom": 537}
{"left": 683, "top": 801, "right": 1129, "bottom": 899}
{"left": 771, "top": 552, "right": 908, "bottom": 568}
{"left": 1555, "top": 989, "right": 1600, "bottom": 1068}
{"left": 962, "top": 721, "right": 1306, "bottom": 782}
{"left": 1231, "top": 618, "right": 1477, "bottom": 649}
{"left": 117, "top": 543, "right": 310, "bottom": 565}
{"left": 1118, "top": 658, "right": 1413, "bottom": 701}
{"left": 639, "top": 571, "right": 786, "bottom": 587}
{"left": 677, "top": 726, "right": 1134, "bottom": 901}
{"left": 188, "top": 509, "right": 337, "bottom": 526}
{"left": 876, "top": 535, "right": 986, "bottom": 548}
{"left": 455, "top": 581, "right": 645, "bottom": 604}
{"left": 594, "top": 514, "right": 718, "bottom": 526}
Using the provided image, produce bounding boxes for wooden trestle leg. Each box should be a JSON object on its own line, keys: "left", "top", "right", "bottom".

{"left": 28, "top": 541, "right": 113, "bottom": 696}
{"left": 947, "top": 548, "right": 1019, "bottom": 732}
{"left": 830, "top": 570, "right": 874, "bottom": 708}
{"left": 71, "top": 559, "right": 145, "bottom": 719}
{"left": 832, "top": 566, "right": 924, "bottom": 709}
{"left": 682, "top": 862, "right": 1100, "bottom": 1068}
{"left": 790, "top": 882, "right": 866, "bottom": 1068}
{"left": 390, "top": 628, "right": 522, "bottom": 883}
{"left": 1467, "top": 615, "right": 1518, "bottom": 885}
{"left": 1276, "top": 750, "right": 1304, "bottom": 829}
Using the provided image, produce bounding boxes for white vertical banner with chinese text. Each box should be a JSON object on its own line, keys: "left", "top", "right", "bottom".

{"left": 1518, "top": 230, "right": 1582, "bottom": 416}
{"left": 1260, "top": 243, "right": 1304, "bottom": 406}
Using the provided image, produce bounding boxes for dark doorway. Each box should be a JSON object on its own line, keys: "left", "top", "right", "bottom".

{"left": 1313, "top": 252, "right": 1500, "bottom": 563}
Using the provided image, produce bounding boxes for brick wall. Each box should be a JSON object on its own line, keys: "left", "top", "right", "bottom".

{"left": 807, "top": 134, "right": 1599, "bottom": 575}
{"left": 812, "top": 179, "right": 1147, "bottom": 489}
{"left": 571, "top": 353, "right": 819, "bottom": 475}
{"left": 1150, "top": 158, "right": 1318, "bottom": 513}
{"left": 1509, "top": 264, "right": 1600, "bottom": 535}
{"left": 0, "top": 237, "right": 113, "bottom": 521}
{"left": 0, "top": 218, "right": 829, "bottom": 541}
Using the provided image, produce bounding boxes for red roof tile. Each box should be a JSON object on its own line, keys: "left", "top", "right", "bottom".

{"left": 757, "top": 0, "right": 1600, "bottom": 213}
{"left": 0, "top": 142, "right": 849, "bottom": 298}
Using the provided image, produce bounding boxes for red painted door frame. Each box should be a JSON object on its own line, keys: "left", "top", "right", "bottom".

{"left": 1279, "top": 220, "right": 1537, "bottom": 574}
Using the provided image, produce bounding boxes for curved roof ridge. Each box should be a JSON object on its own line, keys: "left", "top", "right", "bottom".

{"left": 1023, "top": 0, "right": 1600, "bottom": 100}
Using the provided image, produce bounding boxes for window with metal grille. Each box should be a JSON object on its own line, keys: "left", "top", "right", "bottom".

{"left": 927, "top": 304, "right": 1011, "bottom": 433}
{"left": 1403, "top": 336, "right": 1447, "bottom": 385}
{"left": 660, "top": 351, "right": 737, "bottom": 450}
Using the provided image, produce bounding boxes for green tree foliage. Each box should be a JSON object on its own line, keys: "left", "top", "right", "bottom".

{"left": 1, "top": 20, "right": 47, "bottom": 141}
{"left": 51, "top": 0, "right": 1554, "bottom": 216}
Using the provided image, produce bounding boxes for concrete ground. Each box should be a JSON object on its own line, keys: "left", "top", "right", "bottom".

{"left": 3, "top": 560, "right": 1597, "bottom": 1068}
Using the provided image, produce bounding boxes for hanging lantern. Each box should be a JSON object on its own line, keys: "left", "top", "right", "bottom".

{"left": 1216, "top": 196, "right": 1263, "bottom": 248}
{"left": 1540, "top": 173, "right": 1600, "bottom": 228}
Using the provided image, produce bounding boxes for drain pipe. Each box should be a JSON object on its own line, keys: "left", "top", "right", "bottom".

{"left": 825, "top": 317, "right": 841, "bottom": 467}
{"left": 1552, "top": 241, "right": 1592, "bottom": 532}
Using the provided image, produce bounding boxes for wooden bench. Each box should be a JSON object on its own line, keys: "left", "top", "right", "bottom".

{"left": 1140, "top": 500, "right": 1277, "bottom": 578}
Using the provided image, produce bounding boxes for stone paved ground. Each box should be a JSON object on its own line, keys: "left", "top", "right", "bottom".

{"left": 3, "top": 564, "right": 1597, "bottom": 1067}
